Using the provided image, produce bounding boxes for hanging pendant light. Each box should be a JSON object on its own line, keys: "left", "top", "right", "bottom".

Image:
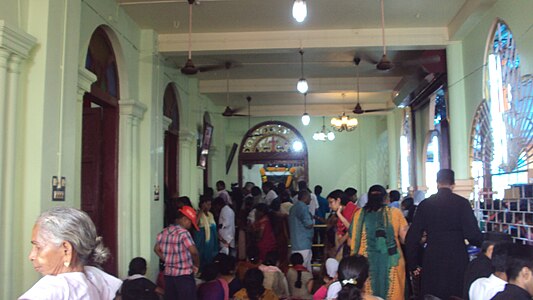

{"left": 301, "top": 93, "right": 310, "bottom": 126}
{"left": 296, "top": 49, "right": 308, "bottom": 94}
{"left": 292, "top": 0, "right": 307, "bottom": 23}
{"left": 313, "top": 116, "right": 335, "bottom": 141}
{"left": 331, "top": 93, "right": 358, "bottom": 132}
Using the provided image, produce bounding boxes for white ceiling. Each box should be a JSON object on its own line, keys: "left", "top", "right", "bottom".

{"left": 117, "top": 0, "right": 493, "bottom": 117}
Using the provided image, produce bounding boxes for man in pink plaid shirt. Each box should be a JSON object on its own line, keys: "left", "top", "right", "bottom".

{"left": 154, "top": 206, "right": 200, "bottom": 300}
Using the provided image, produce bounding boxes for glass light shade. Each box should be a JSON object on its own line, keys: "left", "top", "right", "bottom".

{"left": 327, "top": 131, "right": 336, "bottom": 141}
{"left": 292, "top": 0, "right": 307, "bottom": 23}
{"left": 313, "top": 132, "right": 325, "bottom": 141}
{"left": 301, "top": 113, "right": 310, "bottom": 126}
{"left": 348, "top": 118, "right": 359, "bottom": 127}
{"left": 330, "top": 117, "right": 342, "bottom": 127}
{"left": 292, "top": 140, "right": 303, "bottom": 151}
{"left": 297, "top": 78, "right": 308, "bottom": 94}
{"left": 331, "top": 113, "right": 358, "bottom": 132}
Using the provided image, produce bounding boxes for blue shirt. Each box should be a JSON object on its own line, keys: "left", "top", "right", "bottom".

{"left": 288, "top": 200, "right": 314, "bottom": 251}
{"left": 315, "top": 194, "right": 330, "bottom": 224}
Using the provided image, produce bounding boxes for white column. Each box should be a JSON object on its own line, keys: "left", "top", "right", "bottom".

{"left": 117, "top": 99, "right": 147, "bottom": 277}
{"left": 446, "top": 42, "right": 470, "bottom": 179}
{"left": 75, "top": 68, "right": 97, "bottom": 207}
{"left": 179, "top": 129, "right": 196, "bottom": 197}
{"left": 1, "top": 53, "right": 22, "bottom": 300}
{"left": 387, "top": 111, "right": 399, "bottom": 190}
{"left": 0, "top": 49, "right": 10, "bottom": 202}
{"left": 0, "top": 21, "right": 37, "bottom": 300}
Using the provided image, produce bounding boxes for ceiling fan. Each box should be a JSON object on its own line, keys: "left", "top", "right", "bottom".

{"left": 376, "top": 0, "right": 392, "bottom": 71}
{"left": 352, "top": 57, "right": 393, "bottom": 115}
{"left": 221, "top": 63, "right": 248, "bottom": 117}
{"left": 180, "top": 0, "right": 228, "bottom": 75}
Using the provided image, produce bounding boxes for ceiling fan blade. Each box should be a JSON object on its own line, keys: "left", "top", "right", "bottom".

{"left": 197, "top": 64, "right": 225, "bottom": 73}
{"left": 363, "top": 108, "right": 395, "bottom": 113}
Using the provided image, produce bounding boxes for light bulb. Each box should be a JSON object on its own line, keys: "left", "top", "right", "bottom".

{"left": 327, "top": 131, "right": 335, "bottom": 141}
{"left": 297, "top": 78, "right": 308, "bottom": 94}
{"left": 301, "top": 113, "right": 310, "bottom": 126}
{"left": 292, "top": 0, "right": 307, "bottom": 23}
{"left": 292, "top": 141, "right": 303, "bottom": 151}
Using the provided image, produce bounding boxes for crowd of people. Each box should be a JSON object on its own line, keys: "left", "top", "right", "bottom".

{"left": 18, "top": 169, "right": 533, "bottom": 300}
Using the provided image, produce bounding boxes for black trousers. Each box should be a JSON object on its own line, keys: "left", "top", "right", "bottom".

{"left": 164, "top": 274, "right": 197, "bottom": 300}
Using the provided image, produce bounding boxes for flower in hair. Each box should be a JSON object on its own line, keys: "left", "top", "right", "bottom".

{"left": 341, "top": 278, "right": 357, "bottom": 286}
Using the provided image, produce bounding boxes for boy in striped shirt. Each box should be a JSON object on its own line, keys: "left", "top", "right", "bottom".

{"left": 154, "top": 206, "right": 200, "bottom": 300}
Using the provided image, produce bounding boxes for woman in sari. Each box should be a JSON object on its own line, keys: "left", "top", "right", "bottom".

{"left": 252, "top": 203, "right": 277, "bottom": 262}
{"left": 350, "top": 185, "right": 408, "bottom": 300}
{"left": 194, "top": 195, "right": 219, "bottom": 270}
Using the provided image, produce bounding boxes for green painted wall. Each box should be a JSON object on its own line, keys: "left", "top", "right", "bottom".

{"left": 2, "top": 0, "right": 532, "bottom": 298}
{"left": 215, "top": 114, "right": 390, "bottom": 195}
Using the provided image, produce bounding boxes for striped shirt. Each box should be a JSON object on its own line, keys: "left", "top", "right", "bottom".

{"left": 156, "top": 224, "right": 195, "bottom": 276}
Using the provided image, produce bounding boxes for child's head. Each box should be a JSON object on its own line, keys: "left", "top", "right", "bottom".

{"left": 128, "top": 257, "right": 147, "bottom": 276}
{"left": 290, "top": 253, "right": 304, "bottom": 266}
{"left": 325, "top": 258, "right": 339, "bottom": 279}
{"left": 243, "top": 268, "right": 266, "bottom": 299}
{"left": 264, "top": 251, "right": 280, "bottom": 267}
{"left": 176, "top": 206, "right": 199, "bottom": 231}
{"left": 201, "top": 263, "right": 220, "bottom": 281}
{"left": 217, "top": 253, "right": 237, "bottom": 276}
{"left": 337, "top": 255, "right": 369, "bottom": 300}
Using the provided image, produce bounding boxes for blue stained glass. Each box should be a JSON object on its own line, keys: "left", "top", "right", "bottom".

{"left": 106, "top": 63, "right": 117, "bottom": 97}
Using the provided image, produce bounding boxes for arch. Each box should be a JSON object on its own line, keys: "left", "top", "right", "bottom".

{"left": 471, "top": 18, "right": 533, "bottom": 242}
{"left": 163, "top": 83, "right": 180, "bottom": 207}
{"left": 81, "top": 25, "right": 120, "bottom": 275}
{"left": 238, "top": 121, "right": 308, "bottom": 189}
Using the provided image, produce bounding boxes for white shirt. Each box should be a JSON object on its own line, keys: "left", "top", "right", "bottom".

{"left": 469, "top": 274, "right": 507, "bottom": 300}
{"left": 19, "top": 266, "right": 122, "bottom": 300}
{"left": 216, "top": 189, "right": 232, "bottom": 206}
{"left": 263, "top": 189, "right": 278, "bottom": 206}
{"left": 218, "top": 205, "right": 235, "bottom": 248}
{"left": 326, "top": 281, "right": 341, "bottom": 300}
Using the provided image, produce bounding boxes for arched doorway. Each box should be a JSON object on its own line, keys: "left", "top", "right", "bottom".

{"left": 163, "top": 84, "right": 180, "bottom": 200}
{"left": 238, "top": 121, "right": 308, "bottom": 190}
{"left": 82, "top": 26, "right": 119, "bottom": 275}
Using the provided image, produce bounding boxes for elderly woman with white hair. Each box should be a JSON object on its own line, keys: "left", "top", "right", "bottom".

{"left": 19, "top": 207, "right": 122, "bottom": 299}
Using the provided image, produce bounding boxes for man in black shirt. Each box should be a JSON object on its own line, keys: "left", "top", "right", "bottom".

{"left": 405, "top": 169, "right": 483, "bottom": 299}
{"left": 492, "top": 244, "right": 533, "bottom": 300}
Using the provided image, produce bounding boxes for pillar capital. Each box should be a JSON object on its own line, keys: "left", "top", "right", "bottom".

{"left": 0, "top": 20, "right": 37, "bottom": 59}
{"left": 179, "top": 129, "right": 196, "bottom": 144}
{"left": 77, "top": 68, "right": 97, "bottom": 100}
{"left": 119, "top": 99, "right": 147, "bottom": 121}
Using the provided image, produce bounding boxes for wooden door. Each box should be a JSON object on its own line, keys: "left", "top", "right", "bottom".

{"left": 82, "top": 107, "right": 103, "bottom": 229}
{"left": 81, "top": 101, "right": 118, "bottom": 275}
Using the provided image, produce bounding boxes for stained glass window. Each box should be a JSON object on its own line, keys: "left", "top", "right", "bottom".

{"left": 242, "top": 123, "right": 305, "bottom": 153}
{"left": 471, "top": 19, "right": 533, "bottom": 244}
{"left": 400, "top": 108, "right": 412, "bottom": 194}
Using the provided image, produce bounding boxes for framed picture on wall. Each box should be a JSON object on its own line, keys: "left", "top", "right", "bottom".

{"left": 197, "top": 122, "right": 214, "bottom": 169}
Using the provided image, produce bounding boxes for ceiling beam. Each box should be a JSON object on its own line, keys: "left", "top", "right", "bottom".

{"left": 158, "top": 27, "right": 449, "bottom": 53}
{"left": 199, "top": 77, "right": 402, "bottom": 94}
{"left": 448, "top": 0, "right": 497, "bottom": 40}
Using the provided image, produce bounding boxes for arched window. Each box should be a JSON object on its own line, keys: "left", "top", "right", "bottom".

{"left": 238, "top": 121, "right": 308, "bottom": 189}
{"left": 471, "top": 19, "right": 533, "bottom": 242}
{"left": 424, "top": 87, "right": 449, "bottom": 195}
{"left": 400, "top": 108, "right": 413, "bottom": 194}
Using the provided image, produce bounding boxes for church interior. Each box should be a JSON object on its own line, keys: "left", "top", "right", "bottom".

{"left": 1, "top": 0, "right": 532, "bottom": 298}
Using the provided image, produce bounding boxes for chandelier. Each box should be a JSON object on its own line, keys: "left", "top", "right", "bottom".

{"left": 331, "top": 112, "right": 358, "bottom": 132}
{"left": 331, "top": 93, "right": 358, "bottom": 132}
{"left": 313, "top": 117, "right": 335, "bottom": 141}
